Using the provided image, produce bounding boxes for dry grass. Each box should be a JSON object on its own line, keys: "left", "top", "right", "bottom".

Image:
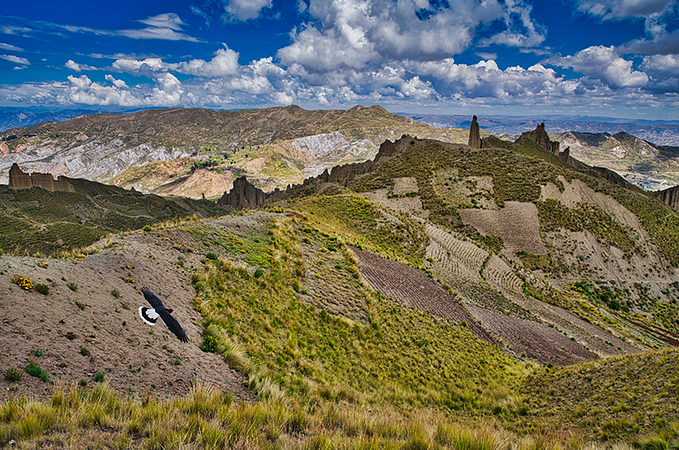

{"left": 3, "top": 381, "right": 666, "bottom": 449}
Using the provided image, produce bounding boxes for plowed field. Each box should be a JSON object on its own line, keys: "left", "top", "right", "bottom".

{"left": 351, "top": 247, "right": 496, "bottom": 345}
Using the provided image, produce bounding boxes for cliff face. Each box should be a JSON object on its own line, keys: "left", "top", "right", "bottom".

{"left": 217, "top": 176, "right": 269, "bottom": 210}
{"left": 8, "top": 163, "right": 74, "bottom": 192}
{"left": 655, "top": 185, "right": 679, "bottom": 210}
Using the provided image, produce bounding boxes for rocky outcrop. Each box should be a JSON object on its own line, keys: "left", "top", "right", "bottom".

{"left": 655, "top": 185, "right": 679, "bottom": 210}
{"left": 269, "top": 135, "right": 428, "bottom": 203}
{"left": 8, "top": 163, "right": 74, "bottom": 192}
{"left": 468, "top": 115, "right": 481, "bottom": 148}
{"left": 517, "top": 123, "right": 561, "bottom": 154}
{"left": 217, "top": 176, "right": 269, "bottom": 210}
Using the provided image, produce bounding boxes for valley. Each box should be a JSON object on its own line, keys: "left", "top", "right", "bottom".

{"left": 1, "top": 107, "right": 678, "bottom": 448}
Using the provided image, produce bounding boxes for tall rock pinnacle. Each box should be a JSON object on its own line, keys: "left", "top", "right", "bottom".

{"left": 468, "top": 115, "right": 481, "bottom": 148}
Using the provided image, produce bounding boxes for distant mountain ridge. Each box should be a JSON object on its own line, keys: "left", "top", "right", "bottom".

{"left": 0, "top": 105, "right": 465, "bottom": 199}
{"left": 403, "top": 113, "right": 679, "bottom": 146}
{"left": 0, "top": 108, "right": 103, "bottom": 132}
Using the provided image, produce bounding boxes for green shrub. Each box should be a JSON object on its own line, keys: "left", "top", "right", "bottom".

{"left": 67, "top": 282, "right": 78, "bottom": 292}
{"left": 93, "top": 372, "right": 105, "bottom": 382}
{"left": 35, "top": 283, "right": 49, "bottom": 295}
{"left": 111, "top": 289, "right": 120, "bottom": 298}
{"left": 25, "top": 361, "right": 49, "bottom": 382}
{"left": 254, "top": 268, "right": 264, "bottom": 278}
{"left": 200, "top": 335, "right": 218, "bottom": 353}
{"left": 481, "top": 235, "right": 504, "bottom": 253}
{"left": 30, "top": 348, "right": 43, "bottom": 357}
{"left": 80, "top": 347, "right": 90, "bottom": 356}
{"left": 206, "top": 252, "right": 218, "bottom": 261}
{"left": 4, "top": 366, "right": 23, "bottom": 382}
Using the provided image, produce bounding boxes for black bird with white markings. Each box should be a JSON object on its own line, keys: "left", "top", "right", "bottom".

{"left": 139, "top": 287, "right": 189, "bottom": 343}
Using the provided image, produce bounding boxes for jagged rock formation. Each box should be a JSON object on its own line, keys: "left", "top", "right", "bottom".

{"left": 655, "top": 185, "right": 679, "bottom": 210}
{"left": 218, "top": 176, "right": 269, "bottom": 210}
{"left": 8, "top": 163, "right": 74, "bottom": 192}
{"left": 468, "top": 116, "right": 481, "bottom": 148}
{"left": 271, "top": 135, "right": 419, "bottom": 203}
{"left": 517, "top": 123, "right": 560, "bottom": 153}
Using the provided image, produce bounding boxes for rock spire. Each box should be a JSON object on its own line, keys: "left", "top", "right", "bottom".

{"left": 217, "top": 176, "right": 269, "bottom": 210}
{"left": 518, "top": 123, "right": 560, "bottom": 154}
{"left": 468, "top": 115, "right": 481, "bottom": 148}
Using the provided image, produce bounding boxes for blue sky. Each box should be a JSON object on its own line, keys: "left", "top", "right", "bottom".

{"left": 0, "top": 0, "right": 678, "bottom": 120}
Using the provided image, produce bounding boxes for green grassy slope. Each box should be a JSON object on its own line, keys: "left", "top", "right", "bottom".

{"left": 192, "top": 214, "right": 524, "bottom": 413}
{"left": 0, "top": 180, "right": 229, "bottom": 256}
{"left": 523, "top": 348, "right": 679, "bottom": 441}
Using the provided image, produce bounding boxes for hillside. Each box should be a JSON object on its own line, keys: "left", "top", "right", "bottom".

{"left": 1, "top": 132, "right": 679, "bottom": 447}
{"left": 0, "top": 105, "right": 459, "bottom": 199}
{"left": 0, "top": 175, "right": 230, "bottom": 256}
{"left": 555, "top": 131, "right": 679, "bottom": 191}
{"left": 404, "top": 112, "right": 679, "bottom": 146}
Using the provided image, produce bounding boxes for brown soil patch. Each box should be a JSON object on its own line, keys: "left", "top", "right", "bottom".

{"left": 351, "top": 247, "right": 496, "bottom": 345}
{"left": 459, "top": 201, "right": 547, "bottom": 256}
{"left": 465, "top": 304, "right": 598, "bottom": 366}
{"left": 360, "top": 190, "right": 429, "bottom": 217}
{"left": 393, "top": 177, "right": 418, "bottom": 195}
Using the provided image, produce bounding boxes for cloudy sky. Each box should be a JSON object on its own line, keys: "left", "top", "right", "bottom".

{"left": 0, "top": 0, "right": 678, "bottom": 120}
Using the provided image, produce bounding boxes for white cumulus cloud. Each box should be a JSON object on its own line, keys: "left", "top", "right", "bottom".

{"left": 105, "top": 74, "right": 129, "bottom": 89}
{"left": 278, "top": 0, "right": 546, "bottom": 78}
{"left": 65, "top": 60, "right": 100, "bottom": 72}
{"left": 548, "top": 45, "right": 648, "bottom": 89}
{"left": 176, "top": 45, "right": 240, "bottom": 77}
{"left": 220, "top": 0, "right": 273, "bottom": 22}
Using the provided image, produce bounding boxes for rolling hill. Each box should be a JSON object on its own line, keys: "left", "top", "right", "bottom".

{"left": 1, "top": 113, "right": 678, "bottom": 448}
{"left": 0, "top": 105, "right": 463, "bottom": 199}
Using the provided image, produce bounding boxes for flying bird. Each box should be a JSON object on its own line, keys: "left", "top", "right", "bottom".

{"left": 138, "top": 287, "right": 189, "bottom": 343}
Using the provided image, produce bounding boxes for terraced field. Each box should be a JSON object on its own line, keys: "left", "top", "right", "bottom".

{"left": 425, "top": 223, "right": 487, "bottom": 273}
{"left": 425, "top": 239, "right": 479, "bottom": 281}
{"left": 483, "top": 254, "right": 523, "bottom": 295}
{"left": 465, "top": 303, "right": 598, "bottom": 366}
{"left": 351, "top": 247, "right": 496, "bottom": 345}
{"left": 514, "top": 297, "right": 642, "bottom": 357}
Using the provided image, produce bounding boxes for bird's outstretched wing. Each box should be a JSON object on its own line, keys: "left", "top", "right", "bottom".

{"left": 140, "top": 287, "right": 189, "bottom": 343}
{"left": 141, "top": 287, "right": 164, "bottom": 310}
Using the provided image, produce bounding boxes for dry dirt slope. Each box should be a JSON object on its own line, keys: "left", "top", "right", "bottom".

{"left": 0, "top": 216, "right": 269, "bottom": 402}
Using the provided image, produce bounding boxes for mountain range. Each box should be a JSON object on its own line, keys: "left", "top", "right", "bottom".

{"left": 1, "top": 106, "right": 679, "bottom": 447}
{"left": 403, "top": 113, "right": 679, "bottom": 146}
{"left": 3, "top": 105, "right": 679, "bottom": 199}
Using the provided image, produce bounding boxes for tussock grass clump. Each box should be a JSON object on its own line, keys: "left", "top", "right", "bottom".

{"left": 3, "top": 367, "right": 23, "bottom": 383}
{"left": 34, "top": 283, "right": 49, "bottom": 295}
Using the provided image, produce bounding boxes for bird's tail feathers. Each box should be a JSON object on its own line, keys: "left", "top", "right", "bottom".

{"left": 139, "top": 306, "right": 159, "bottom": 326}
